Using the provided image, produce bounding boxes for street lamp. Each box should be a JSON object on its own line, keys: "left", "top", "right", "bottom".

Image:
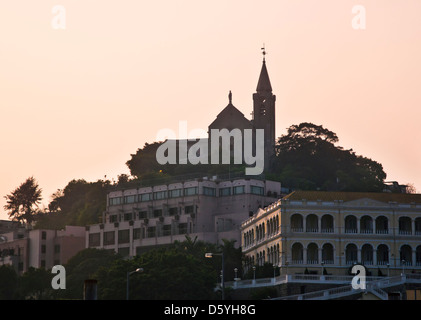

{"left": 234, "top": 268, "right": 238, "bottom": 280}
{"left": 253, "top": 266, "right": 256, "bottom": 281}
{"left": 205, "top": 252, "right": 225, "bottom": 300}
{"left": 386, "top": 263, "right": 390, "bottom": 277}
{"left": 126, "top": 268, "right": 144, "bottom": 300}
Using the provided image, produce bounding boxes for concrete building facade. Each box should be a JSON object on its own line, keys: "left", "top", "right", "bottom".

{"left": 0, "top": 225, "right": 85, "bottom": 273}
{"left": 86, "top": 175, "right": 281, "bottom": 256}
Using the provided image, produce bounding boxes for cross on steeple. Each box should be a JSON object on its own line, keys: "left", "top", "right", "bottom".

{"left": 261, "top": 44, "right": 266, "bottom": 62}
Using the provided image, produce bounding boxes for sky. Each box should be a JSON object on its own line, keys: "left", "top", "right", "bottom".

{"left": 0, "top": 1, "right": 420, "bottom": 220}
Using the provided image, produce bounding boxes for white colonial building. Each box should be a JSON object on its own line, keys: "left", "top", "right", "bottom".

{"left": 241, "top": 190, "right": 421, "bottom": 276}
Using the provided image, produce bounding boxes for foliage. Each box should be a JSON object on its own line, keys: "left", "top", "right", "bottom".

{"left": 17, "top": 267, "right": 54, "bottom": 300}
{"left": 126, "top": 141, "right": 247, "bottom": 180}
{"left": 4, "top": 177, "right": 42, "bottom": 224}
{"left": 35, "top": 179, "right": 110, "bottom": 229}
{"left": 274, "top": 122, "right": 387, "bottom": 192}
{"left": 56, "top": 248, "right": 121, "bottom": 299}
{"left": 0, "top": 265, "right": 18, "bottom": 299}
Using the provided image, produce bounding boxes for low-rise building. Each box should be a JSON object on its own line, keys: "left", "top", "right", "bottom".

{"left": 86, "top": 175, "right": 281, "bottom": 256}
{"left": 0, "top": 225, "right": 85, "bottom": 273}
{"left": 241, "top": 190, "right": 421, "bottom": 276}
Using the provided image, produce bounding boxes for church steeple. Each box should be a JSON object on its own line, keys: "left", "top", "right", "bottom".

{"left": 256, "top": 45, "right": 272, "bottom": 93}
{"left": 256, "top": 60, "right": 272, "bottom": 93}
{"left": 252, "top": 46, "right": 276, "bottom": 172}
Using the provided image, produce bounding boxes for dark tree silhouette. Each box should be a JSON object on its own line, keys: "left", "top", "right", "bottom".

{"left": 4, "top": 177, "right": 42, "bottom": 224}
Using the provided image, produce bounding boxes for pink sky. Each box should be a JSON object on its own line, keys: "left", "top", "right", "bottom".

{"left": 0, "top": 1, "right": 420, "bottom": 220}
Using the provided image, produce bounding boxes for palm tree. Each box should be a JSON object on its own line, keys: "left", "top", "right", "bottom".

{"left": 4, "top": 177, "right": 42, "bottom": 225}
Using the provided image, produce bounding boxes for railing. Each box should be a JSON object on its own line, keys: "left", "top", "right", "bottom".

{"left": 291, "top": 228, "right": 303, "bottom": 232}
{"left": 376, "top": 229, "right": 389, "bottom": 234}
{"left": 345, "top": 229, "right": 357, "bottom": 234}
{"left": 321, "top": 228, "right": 334, "bottom": 233}
{"left": 274, "top": 274, "right": 417, "bottom": 300}
{"left": 360, "top": 229, "right": 373, "bottom": 234}
{"left": 399, "top": 230, "right": 412, "bottom": 235}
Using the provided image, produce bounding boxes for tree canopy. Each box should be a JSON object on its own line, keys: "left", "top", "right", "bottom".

{"left": 273, "top": 122, "right": 387, "bottom": 192}
{"left": 4, "top": 177, "right": 42, "bottom": 224}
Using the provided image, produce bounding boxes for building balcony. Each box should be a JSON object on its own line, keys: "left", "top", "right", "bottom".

{"left": 321, "top": 228, "right": 334, "bottom": 233}
{"left": 399, "top": 230, "right": 412, "bottom": 235}
{"left": 360, "top": 229, "right": 373, "bottom": 234}
{"left": 376, "top": 229, "right": 389, "bottom": 235}
{"left": 344, "top": 229, "right": 357, "bottom": 234}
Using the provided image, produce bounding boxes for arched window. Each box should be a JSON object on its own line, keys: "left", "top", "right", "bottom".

{"left": 346, "top": 243, "right": 358, "bottom": 264}
{"left": 345, "top": 215, "right": 357, "bottom": 233}
{"left": 377, "top": 244, "right": 389, "bottom": 265}
{"left": 400, "top": 245, "right": 412, "bottom": 266}
{"left": 416, "top": 245, "right": 421, "bottom": 266}
{"left": 306, "top": 214, "right": 318, "bottom": 233}
{"left": 360, "top": 216, "right": 373, "bottom": 234}
{"left": 291, "top": 214, "right": 303, "bottom": 232}
{"left": 361, "top": 244, "right": 373, "bottom": 265}
{"left": 291, "top": 242, "right": 303, "bottom": 264}
{"left": 399, "top": 217, "right": 412, "bottom": 235}
{"left": 375, "top": 216, "right": 389, "bottom": 234}
{"left": 322, "top": 243, "right": 334, "bottom": 264}
{"left": 321, "top": 215, "right": 334, "bottom": 233}
{"left": 307, "top": 243, "right": 319, "bottom": 264}
{"left": 415, "top": 218, "right": 421, "bottom": 235}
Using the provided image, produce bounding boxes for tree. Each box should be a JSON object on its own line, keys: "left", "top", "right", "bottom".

{"left": 274, "top": 123, "right": 387, "bottom": 192}
{"left": 0, "top": 265, "right": 18, "bottom": 299}
{"left": 17, "top": 267, "right": 53, "bottom": 300}
{"left": 56, "top": 248, "right": 120, "bottom": 299}
{"left": 94, "top": 246, "right": 217, "bottom": 300}
{"left": 35, "top": 179, "right": 110, "bottom": 229}
{"left": 4, "top": 177, "right": 42, "bottom": 224}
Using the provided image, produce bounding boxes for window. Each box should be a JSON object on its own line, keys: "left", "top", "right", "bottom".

{"left": 219, "top": 187, "right": 231, "bottom": 197}
{"left": 41, "top": 245, "right": 46, "bottom": 254}
{"left": 109, "top": 197, "right": 123, "bottom": 206}
{"left": 89, "top": 233, "right": 100, "bottom": 247}
{"left": 179, "top": 223, "right": 188, "bottom": 234}
{"left": 109, "top": 215, "right": 118, "bottom": 223}
{"left": 123, "top": 213, "right": 132, "bottom": 221}
{"left": 118, "top": 247, "right": 130, "bottom": 257}
{"left": 133, "top": 228, "right": 142, "bottom": 240}
{"left": 147, "top": 226, "right": 156, "bottom": 238}
{"left": 250, "top": 186, "right": 264, "bottom": 195}
{"left": 138, "top": 211, "right": 147, "bottom": 219}
{"left": 124, "top": 195, "right": 137, "bottom": 204}
{"left": 103, "top": 231, "right": 115, "bottom": 245}
{"left": 139, "top": 193, "right": 152, "bottom": 202}
{"left": 185, "top": 205, "right": 195, "bottom": 214}
{"left": 203, "top": 187, "right": 216, "bottom": 197}
{"left": 118, "top": 230, "right": 130, "bottom": 244}
{"left": 163, "top": 224, "right": 172, "bottom": 236}
{"left": 233, "top": 186, "right": 245, "bottom": 195}
{"left": 153, "top": 209, "right": 162, "bottom": 218}
{"left": 41, "top": 231, "right": 47, "bottom": 240}
{"left": 169, "top": 189, "right": 183, "bottom": 198}
{"left": 184, "top": 187, "right": 198, "bottom": 196}
{"left": 54, "top": 244, "right": 61, "bottom": 254}
{"left": 154, "top": 191, "right": 167, "bottom": 200}
{"left": 169, "top": 207, "right": 178, "bottom": 216}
